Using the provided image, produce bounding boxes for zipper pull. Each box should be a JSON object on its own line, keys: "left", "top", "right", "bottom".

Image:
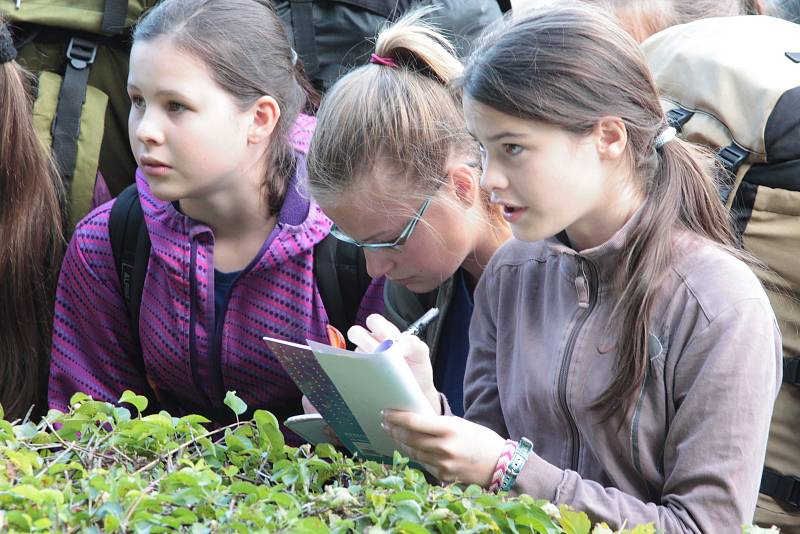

{"left": 574, "top": 258, "right": 590, "bottom": 308}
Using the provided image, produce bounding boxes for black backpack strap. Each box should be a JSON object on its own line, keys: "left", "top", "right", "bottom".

{"left": 109, "top": 183, "right": 151, "bottom": 358}
{"left": 313, "top": 234, "right": 373, "bottom": 348}
{"left": 761, "top": 467, "right": 800, "bottom": 509}
{"left": 51, "top": 36, "right": 98, "bottom": 199}
{"left": 101, "top": 0, "right": 130, "bottom": 35}
{"left": 289, "top": 0, "right": 320, "bottom": 82}
{"left": 496, "top": 0, "right": 512, "bottom": 13}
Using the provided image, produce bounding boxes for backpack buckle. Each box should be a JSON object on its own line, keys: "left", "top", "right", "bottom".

{"left": 666, "top": 107, "right": 694, "bottom": 133}
{"left": 716, "top": 144, "right": 748, "bottom": 173}
{"left": 66, "top": 37, "right": 98, "bottom": 70}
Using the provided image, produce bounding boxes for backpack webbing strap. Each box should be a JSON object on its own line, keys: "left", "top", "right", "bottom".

{"left": 289, "top": 0, "right": 320, "bottom": 81}
{"left": 101, "top": 0, "right": 130, "bottom": 35}
{"left": 784, "top": 356, "right": 800, "bottom": 387}
{"left": 51, "top": 37, "right": 98, "bottom": 195}
{"left": 313, "top": 234, "right": 373, "bottom": 349}
{"left": 109, "top": 183, "right": 151, "bottom": 361}
{"left": 761, "top": 467, "right": 800, "bottom": 509}
{"left": 496, "top": 0, "right": 512, "bottom": 12}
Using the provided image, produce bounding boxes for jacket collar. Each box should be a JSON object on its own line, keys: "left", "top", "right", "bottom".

{"left": 544, "top": 204, "right": 646, "bottom": 284}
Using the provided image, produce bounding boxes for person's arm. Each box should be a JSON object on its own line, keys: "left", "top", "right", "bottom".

{"left": 48, "top": 207, "right": 155, "bottom": 412}
{"left": 510, "top": 298, "right": 780, "bottom": 532}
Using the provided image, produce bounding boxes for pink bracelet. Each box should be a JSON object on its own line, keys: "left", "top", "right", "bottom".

{"left": 489, "top": 439, "right": 518, "bottom": 493}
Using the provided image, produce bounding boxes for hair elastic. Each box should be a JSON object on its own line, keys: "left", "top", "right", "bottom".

{"left": 654, "top": 126, "right": 677, "bottom": 150}
{"left": 0, "top": 23, "right": 17, "bottom": 65}
{"left": 369, "top": 53, "right": 397, "bottom": 68}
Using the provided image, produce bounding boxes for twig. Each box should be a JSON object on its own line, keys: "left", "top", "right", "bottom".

{"left": 132, "top": 421, "right": 248, "bottom": 476}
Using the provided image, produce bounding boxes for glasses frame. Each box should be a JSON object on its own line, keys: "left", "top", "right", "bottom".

{"left": 329, "top": 195, "right": 435, "bottom": 251}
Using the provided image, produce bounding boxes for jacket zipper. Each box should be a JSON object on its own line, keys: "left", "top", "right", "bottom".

{"left": 558, "top": 256, "right": 599, "bottom": 471}
{"left": 188, "top": 238, "right": 214, "bottom": 407}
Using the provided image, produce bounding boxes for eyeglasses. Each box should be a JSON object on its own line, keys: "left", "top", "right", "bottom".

{"left": 329, "top": 195, "right": 434, "bottom": 251}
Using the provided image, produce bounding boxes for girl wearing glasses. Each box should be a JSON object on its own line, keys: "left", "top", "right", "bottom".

{"left": 348, "top": 4, "right": 781, "bottom": 531}
{"left": 306, "top": 8, "right": 511, "bottom": 416}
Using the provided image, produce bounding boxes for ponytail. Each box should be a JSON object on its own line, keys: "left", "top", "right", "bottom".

{"left": 307, "top": 7, "right": 503, "bottom": 234}
{"left": 597, "top": 136, "right": 741, "bottom": 415}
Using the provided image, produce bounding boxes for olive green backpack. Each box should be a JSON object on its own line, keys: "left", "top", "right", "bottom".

{"left": 2, "top": 0, "right": 155, "bottom": 229}
{"left": 643, "top": 15, "right": 800, "bottom": 529}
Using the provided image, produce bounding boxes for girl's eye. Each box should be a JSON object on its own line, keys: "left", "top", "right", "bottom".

{"left": 130, "top": 95, "right": 145, "bottom": 109}
{"left": 168, "top": 101, "right": 187, "bottom": 112}
{"left": 504, "top": 144, "right": 523, "bottom": 156}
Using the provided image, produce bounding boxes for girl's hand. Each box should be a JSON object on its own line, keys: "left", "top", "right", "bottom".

{"left": 348, "top": 314, "right": 440, "bottom": 413}
{"left": 382, "top": 410, "right": 506, "bottom": 486}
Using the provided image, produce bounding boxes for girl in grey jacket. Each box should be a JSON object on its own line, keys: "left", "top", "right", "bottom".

{"left": 351, "top": 4, "right": 782, "bottom": 532}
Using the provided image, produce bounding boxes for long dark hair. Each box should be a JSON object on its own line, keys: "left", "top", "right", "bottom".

{"left": 0, "top": 20, "right": 64, "bottom": 421}
{"left": 133, "top": 0, "right": 318, "bottom": 215}
{"left": 460, "top": 3, "right": 743, "bottom": 417}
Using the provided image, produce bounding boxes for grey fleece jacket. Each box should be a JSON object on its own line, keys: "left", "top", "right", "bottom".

{"left": 461, "top": 219, "right": 782, "bottom": 532}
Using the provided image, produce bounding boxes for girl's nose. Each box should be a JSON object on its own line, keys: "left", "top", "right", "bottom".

{"left": 364, "top": 249, "right": 397, "bottom": 279}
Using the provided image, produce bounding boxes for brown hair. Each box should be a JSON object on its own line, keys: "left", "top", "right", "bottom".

{"left": 133, "top": 0, "right": 318, "bottom": 215}
{"left": 583, "top": 0, "right": 758, "bottom": 41}
{"left": 460, "top": 3, "right": 745, "bottom": 417}
{"left": 306, "top": 8, "right": 504, "bottom": 228}
{"left": 0, "top": 23, "right": 64, "bottom": 421}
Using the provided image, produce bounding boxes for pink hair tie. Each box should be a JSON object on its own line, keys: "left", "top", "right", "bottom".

{"left": 370, "top": 53, "right": 397, "bottom": 68}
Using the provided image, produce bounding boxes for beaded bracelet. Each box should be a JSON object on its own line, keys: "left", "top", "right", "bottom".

{"left": 489, "top": 439, "right": 517, "bottom": 493}
{"left": 500, "top": 437, "right": 534, "bottom": 492}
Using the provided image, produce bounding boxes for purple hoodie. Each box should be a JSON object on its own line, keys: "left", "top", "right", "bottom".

{"left": 49, "top": 143, "right": 385, "bottom": 428}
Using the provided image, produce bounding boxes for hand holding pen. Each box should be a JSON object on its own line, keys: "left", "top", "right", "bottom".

{"left": 347, "top": 310, "right": 442, "bottom": 414}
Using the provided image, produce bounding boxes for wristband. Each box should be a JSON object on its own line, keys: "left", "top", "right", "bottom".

{"left": 500, "top": 437, "right": 533, "bottom": 492}
{"left": 489, "top": 439, "right": 517, "bottom": 493}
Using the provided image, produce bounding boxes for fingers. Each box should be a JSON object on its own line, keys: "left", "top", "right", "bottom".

{"left": 347, "top": 325, "right": 380, "bottom": 352}
{"left": 365, "top": 314, "right": 401, "bottom": 340}
{"left": 383, "top": 410, "right": 451, "bottom": 438}
{"left": 347, "top": 314, "right": 402, "bottom": 353}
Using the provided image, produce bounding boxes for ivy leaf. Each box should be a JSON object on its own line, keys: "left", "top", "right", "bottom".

{"left": 118, "top": 390, "right": 149, "bottom": 414}
{"left": 223, "top": 391, "right": 247, "bottom": 416}
{"left": 559, "top": 507, "right": 592, "bottom": 534}
{"left": 253, "top": 409, "right": 285, "bottom": 460}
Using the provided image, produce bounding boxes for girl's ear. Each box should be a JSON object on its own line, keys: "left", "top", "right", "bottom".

{"left": 595, "top": 116, "right": 627, "bottom": 161}
{"left": 447, "top": 162, "right": 480, "bottom": 208}
{"left": 248, "top": 95, "right": 281, "bottom": 144}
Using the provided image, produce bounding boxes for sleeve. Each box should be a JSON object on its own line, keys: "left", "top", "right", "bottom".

{"left": 462, "top": 265, "right": 509, "bottom": 437}
{"left": 48, "top": 207, "right": 155, "bottom": 412}
{"left": 510, "top": 298, "right": 781, "bottom": 533}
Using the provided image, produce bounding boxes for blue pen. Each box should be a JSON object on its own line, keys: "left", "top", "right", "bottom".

{"left": 375, "top": 307, "right": 440, "bottom": 352}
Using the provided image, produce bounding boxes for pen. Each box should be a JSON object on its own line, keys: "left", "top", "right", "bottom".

{"left": 376, "top": 307, "right": 440, "bottom": 352}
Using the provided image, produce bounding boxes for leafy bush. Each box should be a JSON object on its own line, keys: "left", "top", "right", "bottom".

{"left": 0, "top": 392, "right": 773, "bottom": 533}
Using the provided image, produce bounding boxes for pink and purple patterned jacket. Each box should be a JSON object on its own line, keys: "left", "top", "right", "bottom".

{"left": 49, "top": 116, "right": 385, "bottom": 429}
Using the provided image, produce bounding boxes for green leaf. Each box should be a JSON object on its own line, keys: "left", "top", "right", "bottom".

{"left": 559, "top": 507, "right": 592, "bottom": 534}
{"left": 118, "top": 390, "right": 149, "bottom": 413}
{"left": 223, "top": 391, "right": 247, "bottom": 416}
{"left": 395, "top": 521, "right": 431, "bottom": 534}
{"left": 253, "top": 409, "right": 285, "bottom": 460}
{"left": 69, "top": 391, "right": 92, "bottom": 407}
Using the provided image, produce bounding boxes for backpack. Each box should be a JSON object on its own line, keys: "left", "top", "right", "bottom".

{"left": 272, "top": 0, "right": 505, "bottom": 92}
{"left": 642, "top": 15, "right": 800, "bottom": 526}
{"left": 3, "top": 0, "right": 156, "bottom": 230}
{"left": 4, "top": 0, "right": 504, "bottom": 231}
{"left": 108, "top": 183, "right": 373, "bottom": 418}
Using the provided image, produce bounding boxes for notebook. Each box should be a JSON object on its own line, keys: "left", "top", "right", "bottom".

{"left": 262, "top": 336, "right": 435, "bottom": 462}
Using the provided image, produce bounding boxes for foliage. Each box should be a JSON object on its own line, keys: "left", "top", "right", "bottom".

{"left": 0, "top": 392, "right": 763, "bottom": 533}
